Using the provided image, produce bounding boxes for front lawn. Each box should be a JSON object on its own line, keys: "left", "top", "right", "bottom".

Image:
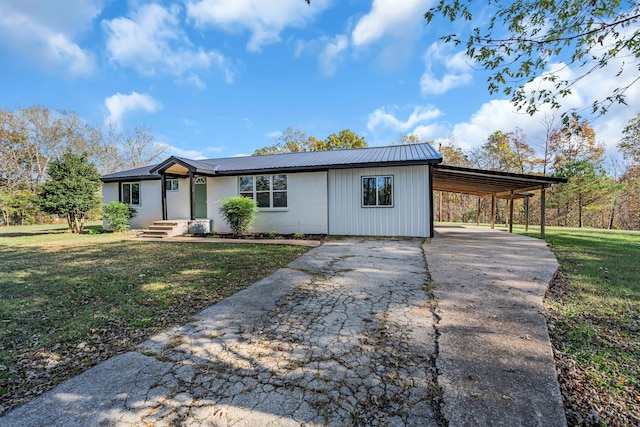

{"left": 0, "top": 225, "right": 309, "bottom": 414}
{"left": 512, "top": 226, "right": 639, "bottom": 426}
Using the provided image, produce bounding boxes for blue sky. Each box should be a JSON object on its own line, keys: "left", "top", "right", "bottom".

{"left": 1, "top": 0, "right": 638, "bottom": 163}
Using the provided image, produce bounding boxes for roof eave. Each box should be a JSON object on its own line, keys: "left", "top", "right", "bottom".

{"left": 101, "top": 175, "right": 161, "bottom": 183}
{"left": 214, "top": 159, "right": 442, "bottom": 176}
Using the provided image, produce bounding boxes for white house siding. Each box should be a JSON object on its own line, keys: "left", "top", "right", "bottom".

{"left": 208, "top": 172, "right": 329, "bottom": 234}
{"left": 328, "top": 166, "right": 430, "bottom": 237}
{"left": 101, "top": 182, "right": 119, "bottom": 229}
{"left": 166, "top": 178, "right": 191, "bottom": 220}
{"left": 101, "top": 180, "right": 162, "bottom": 229}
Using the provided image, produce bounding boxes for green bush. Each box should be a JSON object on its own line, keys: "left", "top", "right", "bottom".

{"left": 103, "top": 201, "right": 137, "bottom": 232}
{"left": 218, "top": 196, "right": 257, "bottom": 236}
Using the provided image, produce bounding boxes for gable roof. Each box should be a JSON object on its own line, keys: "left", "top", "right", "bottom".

{"left": 101, "top": 143, "right": 443, "bottom": 182}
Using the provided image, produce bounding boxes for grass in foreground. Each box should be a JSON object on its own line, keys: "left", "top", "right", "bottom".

{"left": 509, "top": 225, "right": 639, "bottom": 426}
{"left": 0, "top": 225, "right": 309, "bottom": 413}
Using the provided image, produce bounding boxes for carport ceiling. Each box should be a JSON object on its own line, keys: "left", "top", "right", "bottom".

{"left": 432, "top": 165, "right": 566, "bottom": 199}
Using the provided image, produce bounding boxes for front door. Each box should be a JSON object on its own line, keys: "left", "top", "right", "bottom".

{"left": 195, "top": 176, "right": 207, "bottom": 218}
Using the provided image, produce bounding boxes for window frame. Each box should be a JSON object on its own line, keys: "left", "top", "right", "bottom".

{"left": 361, "top": 175, "right": 394, "bottom": 208}
{"left": 238, "top": 174, "right": 288, "bottom": 210}
{"left": 122, "top": 182, "right": 141, "bottom": 206}
{"left": 165, "top": 178, "right": 179, "bottom": 192}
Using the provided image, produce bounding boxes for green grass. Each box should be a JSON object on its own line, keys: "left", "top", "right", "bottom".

{"left": 506, "top": 225, "right": 639, "bottom": 425}
{"left": 0, "top": 224, "right": 309, "bottom": 412}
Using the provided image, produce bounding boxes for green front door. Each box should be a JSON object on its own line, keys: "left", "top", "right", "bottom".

{"left": 195, "top": 178, "right": 207, "bottom": 218}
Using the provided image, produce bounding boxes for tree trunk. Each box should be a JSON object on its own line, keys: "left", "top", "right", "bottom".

{"left": 608, "top": 203, "right": 616, "bottom": 230}
{"left": 578, "top": 193, "right": 583, "bottom": 228}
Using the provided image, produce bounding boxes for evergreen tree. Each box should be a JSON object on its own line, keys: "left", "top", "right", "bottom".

{"left": 37, "top": 152, "right": 101, "bottom": 233}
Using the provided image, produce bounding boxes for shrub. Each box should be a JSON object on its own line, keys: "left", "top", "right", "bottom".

{"left": 218, "top": 196, "right": 257, "bottom": 236}
{"left": 103, "top": 201, "right": 137, "bottom": 232}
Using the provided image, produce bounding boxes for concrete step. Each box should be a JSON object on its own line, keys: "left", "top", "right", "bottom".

{"left": 141, "top": 230, "right": 169, "bottom": 237}
{"left": 148, "top": 225, "right": 174, "bottom": 231}
{"left": 139, "top": 219, "right": 190, "bottom": 238}
{"left": 140, "top": 234, "right": 166, "bottom": 239}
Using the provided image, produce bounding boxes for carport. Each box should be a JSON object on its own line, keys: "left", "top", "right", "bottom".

{"left": 431, "top": 165, "right": 567, "bottom": 238}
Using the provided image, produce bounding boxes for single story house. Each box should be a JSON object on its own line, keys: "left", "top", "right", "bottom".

{"left": 101, "top": 143, "right": 443, "bottom": 237}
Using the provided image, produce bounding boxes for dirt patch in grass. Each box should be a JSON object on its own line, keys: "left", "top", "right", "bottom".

{"left": 0, "top": 228, "right": 309, "bottom": 414}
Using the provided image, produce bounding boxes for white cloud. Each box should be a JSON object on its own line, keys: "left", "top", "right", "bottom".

{"left": 104, "top": 92, "right": 162, "bottom": 127}
{"left": 421, "top": 42, "right": 473, "bottom": 95}
{"left": 351, "top": 0, "right": 432, "bottom": 47}
{"left": 318, "top": 35, "right": 348, "bottom": 77}
{"left": 266, "top": 130, "right": 282, "bottom": 139}
{"left": 186, "top": 0, "right": 331, "bottom": 52}
{"left": 104, "top": 3, "right": 232, "bottom": 85}
{"left": 421, "top": 73, "right": 473, "bottom": 95}
{"left": 0, "top": 0, "right": 99, "bottom": 76}
{"left": 449, "top": 55, "right": 640, "bottom": 154}
{"left": 163, "top": 144, "right": 208, "bottom": 160}
{"left": 368, "top": 105, "right": 442, "bottom": 134}
{"left": 448, "top": 62, "right": 640, "bottom": 156}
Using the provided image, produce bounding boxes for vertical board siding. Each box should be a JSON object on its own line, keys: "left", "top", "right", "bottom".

{"left": 328, "top": 166, "right": 430, "bottom": 237}
{"left": 166, "top": 178, "right": 191, "bottom": 220}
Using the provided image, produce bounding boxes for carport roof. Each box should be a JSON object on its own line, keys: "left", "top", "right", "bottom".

{"left": 432, "top": 165, "right": 566, "bottom": 199}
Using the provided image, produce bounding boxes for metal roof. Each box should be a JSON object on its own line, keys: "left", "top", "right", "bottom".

{"left": 432, "top": 165, "right": 567, "bottom": 198}
{"left": 101, "top": 143, "right": 443, "bottom": 182}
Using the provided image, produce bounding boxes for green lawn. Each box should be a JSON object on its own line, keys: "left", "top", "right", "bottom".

{"left": 504, "top": 225, "right": 639, "bottom": 426}
{"left": 0, "top": 224, "right": 309, "bottom": 413}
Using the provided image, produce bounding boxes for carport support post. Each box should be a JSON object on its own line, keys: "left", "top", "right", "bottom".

{"left": 509, "top": 191, "right": 514, "bottom": 233}
{"left": 490, "top": 193, "right": 496, "bottom": 229}
{"left": 525, "top": 196, "right": 529, "bottom": 232}
{"left": 541, "top": 187, "right": 546, "bottom": 239}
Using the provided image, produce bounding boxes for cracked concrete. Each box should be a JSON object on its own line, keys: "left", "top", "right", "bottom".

{"left": 1, "top": 228, "right": 565, "bottom": 426}
{"left": 424, "top": 226, "right": 566, "bottom": 427}
{"left": 1, "top": 238, "right": 442, "bottom": 427}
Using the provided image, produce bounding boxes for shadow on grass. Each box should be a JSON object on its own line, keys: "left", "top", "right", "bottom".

{"left": 0, "top": 239, "right": 309, "bottom": 414}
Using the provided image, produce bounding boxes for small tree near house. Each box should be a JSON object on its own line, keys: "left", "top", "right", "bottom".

{"left": 218, "top": 196, "right": 257, "bottom": 236}
{"left": 37, "top": 152, "right": 102, "bottom": 233}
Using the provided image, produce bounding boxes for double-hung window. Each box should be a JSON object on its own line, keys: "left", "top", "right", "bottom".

{"left": 362, "top": 176, "right": 393, "bottom": 207}
{"left": 239, "top": 175, "right": 287, "bottom": 208}
{"left": 165, "top": 178, "right": 179, "bottom": 191}
{"left": 122, "top": 182, "right": 140, "bottom": 206}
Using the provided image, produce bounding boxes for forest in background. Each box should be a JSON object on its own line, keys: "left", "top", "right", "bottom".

{"left": 1, "top": 105, "right": 639, "bottom": 230}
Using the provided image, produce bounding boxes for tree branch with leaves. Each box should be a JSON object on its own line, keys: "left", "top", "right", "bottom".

{"left": 425, "top": 0, "right": 640, "bottom": 118}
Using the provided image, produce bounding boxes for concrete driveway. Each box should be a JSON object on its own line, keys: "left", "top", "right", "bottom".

{"left": 1, "top": 227, "right": 566, "bottom": 426}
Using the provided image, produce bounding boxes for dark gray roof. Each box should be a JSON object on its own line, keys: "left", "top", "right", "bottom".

{"left": 101, "top": 143, "right": 442, "bottom": 182}
{"left": 100, "top": 164, "right": 160, "bottom": 181}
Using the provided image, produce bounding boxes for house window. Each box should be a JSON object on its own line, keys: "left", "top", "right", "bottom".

{"left": 362, "top": 176, "right": 393, "bottom": 207}
{"left": 239, "top": 174, "right": 287, "bottom": 208}
{"left": 122, "top": 182, "right": 140, "bottom": 206}
{"left": 166, "top": 178, "right": 179, "bottom": 191}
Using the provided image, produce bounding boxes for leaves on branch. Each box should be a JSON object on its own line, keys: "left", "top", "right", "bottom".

{"left": 425, "top": 0, "right": 640, "bottom": 118}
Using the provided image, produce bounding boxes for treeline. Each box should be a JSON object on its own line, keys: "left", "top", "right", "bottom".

{"left": 3, "top": 105, "right": 639, "bottom": 231}
{"left": 433, "top": 115, "right": 640, "bottom": 231}
{"left": 0, "top": 106, "right": 167, "bottom": 226}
